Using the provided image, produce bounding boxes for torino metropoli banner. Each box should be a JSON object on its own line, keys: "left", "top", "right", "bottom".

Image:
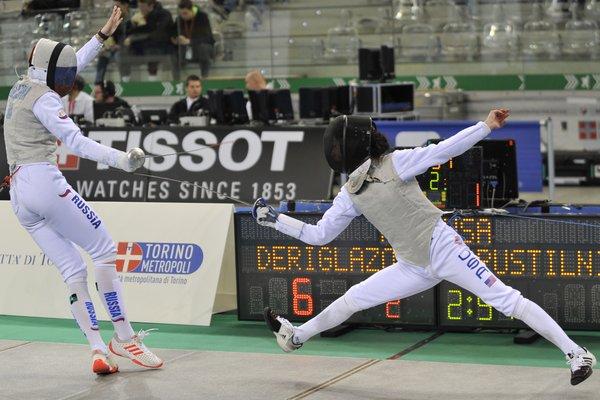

{"left": 0, "top": 202, "right": 236, "bottom": 326}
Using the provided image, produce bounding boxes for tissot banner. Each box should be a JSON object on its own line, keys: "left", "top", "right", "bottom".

{"left": 0, "top": 126, "right": 332, "bottom": 203}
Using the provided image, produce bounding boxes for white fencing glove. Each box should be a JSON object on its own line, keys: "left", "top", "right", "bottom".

{"left": 252, "top": 197, "right": 279, "bottom": 228}
{"left": 117, "top": 148, "right": 146, "bottom": 172}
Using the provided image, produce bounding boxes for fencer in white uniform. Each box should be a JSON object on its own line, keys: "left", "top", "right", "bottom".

{"left": 3, "top": 7, "right": 162, "bottom": 374}
{"left": 254, "top": 110, "right": 596, "bottom": 386}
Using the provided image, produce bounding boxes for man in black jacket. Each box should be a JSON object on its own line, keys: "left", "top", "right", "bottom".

{"left": 171, "top": 0, "right": 215, "bottom": 79}
{"left": 125, "top": 0, "right": 174, "bottom": 80}
{"left": 168, "top": 75, "right": 209, "bottom": 123}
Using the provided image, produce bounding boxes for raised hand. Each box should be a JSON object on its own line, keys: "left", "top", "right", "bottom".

{"left": 484, "top": 109, "right": 510, "bottom": 130}
{"left": 100, "top": 5, "right": 123, "bottom": 37}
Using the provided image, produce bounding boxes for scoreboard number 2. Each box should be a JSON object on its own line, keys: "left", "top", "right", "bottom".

{"left": 385, "top": 300, "right": 401, "bottom": 319}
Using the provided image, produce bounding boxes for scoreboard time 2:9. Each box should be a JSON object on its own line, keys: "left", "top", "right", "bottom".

{"left": 235, "top": 213, "right": 600, "bottom": 330}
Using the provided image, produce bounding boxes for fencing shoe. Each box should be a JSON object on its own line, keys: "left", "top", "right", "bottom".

{"left": 567, "top": 347, "right": 596, "bottom": 385}
{"left": 264, "top": 307, "right": 302, "bottom": 353}
{"left": 92, "top": 349, "right": 119, "bottom": 375}
{"left": 109, "top": 329, "right": 163, "bottom": 369}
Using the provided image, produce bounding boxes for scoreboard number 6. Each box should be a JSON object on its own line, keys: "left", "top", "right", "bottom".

{"left": 292, "top": 277, "right": 314, "bottom": 316}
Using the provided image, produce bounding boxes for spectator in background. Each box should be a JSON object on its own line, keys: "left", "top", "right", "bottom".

{"left": 94, "top": 81, "right": 136, "bottom": 124}
{"left": 245, "top": 69, "right": 272, "bottom": 91}
{"left": 213, "top": 0, "right": 236, "bottom": 17}
{"left": 168, "top": 74, "right": 208, "bottom": 122}
{"left": 94, "top": 81, "right": 131, "bottom": 109}
{"left": 62, "top": 75, "right": 94, "bottom": 123}
{"left": 171, "top": 0, "right": 215, "bottom": 79}
{"left": 95, "top": 0, "right": 133, "bottom": 83}
{"left": 93, "top": 82, "right": 105, "bottom": 103}
{"left": 124, "top": 0, "right": 174, "bottom": 81}
{"left": 22, "top": 0, "right": 80, "bottom": 13}
{"left": 245, "top": 69, "right": 273, "bottom": 118}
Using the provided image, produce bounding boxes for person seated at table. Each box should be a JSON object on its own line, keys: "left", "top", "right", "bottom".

{"left": 168, "top": 74, "right": 208, "bottom": 123}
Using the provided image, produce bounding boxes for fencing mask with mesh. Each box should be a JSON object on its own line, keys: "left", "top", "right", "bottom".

{"left": 29, "top": 38, "right": 77, "bottom": 97}
{"left": 323, "top": 115, "right": 376, "bottom": 174}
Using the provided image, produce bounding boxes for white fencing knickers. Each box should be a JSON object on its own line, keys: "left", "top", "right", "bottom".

{"left": 294, "top": 219, "right": 580, "bottom": 355}
{"left": 8, "top": 162, "right": 135, "bottom": 349}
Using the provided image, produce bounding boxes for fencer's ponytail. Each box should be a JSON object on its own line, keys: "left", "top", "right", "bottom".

{"left": 370, "top": 131, "right": 391, "bottom": 159}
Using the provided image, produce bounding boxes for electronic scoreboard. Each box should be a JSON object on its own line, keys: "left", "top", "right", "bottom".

{"left": 235, "top": 213, "right": 436, "bottom": 326}
{"left": 415, "top": 146, "right": 482, "bottom": 210}
{"left": 438, "top": 215, "right": 600, "bottom": 330}
{"left": 236, "top": 213, "right": 600, "bottom": 331}
{"left": 421, "top": 138, "right": 518, "bottom": 209}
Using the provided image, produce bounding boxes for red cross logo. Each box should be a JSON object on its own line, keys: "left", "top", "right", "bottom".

{"left": 579, "top": 121, "right": 597, "bottom": 140}
{"left": 56, "top": 140, "right": 80, "bottom": 170}
{"left": 115, "top": 242, "right": 143, "bottom": 272}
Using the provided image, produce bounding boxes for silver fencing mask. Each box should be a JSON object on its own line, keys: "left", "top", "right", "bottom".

{"left": 323, "top": 115, "right": 375, "bottom": 174}
{"left": 30, "top": 38, "right": 77, "bottom": 97}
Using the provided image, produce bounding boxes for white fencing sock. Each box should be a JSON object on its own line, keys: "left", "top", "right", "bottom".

{"left": 294, "top": 294, "right": 358, "bottom": 344}
{"left": 66, "top": 277, "right": 107, "bottom": 353}
{"left": 95, "top": 265, "right": 135, "bottom": 340}
{"left": 514, "top": 297, "right": 579, "bottom": 355}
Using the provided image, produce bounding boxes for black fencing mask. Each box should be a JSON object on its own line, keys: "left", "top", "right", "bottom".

{"left": 323, "top": 115, "right": 375, "bottom": 174}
